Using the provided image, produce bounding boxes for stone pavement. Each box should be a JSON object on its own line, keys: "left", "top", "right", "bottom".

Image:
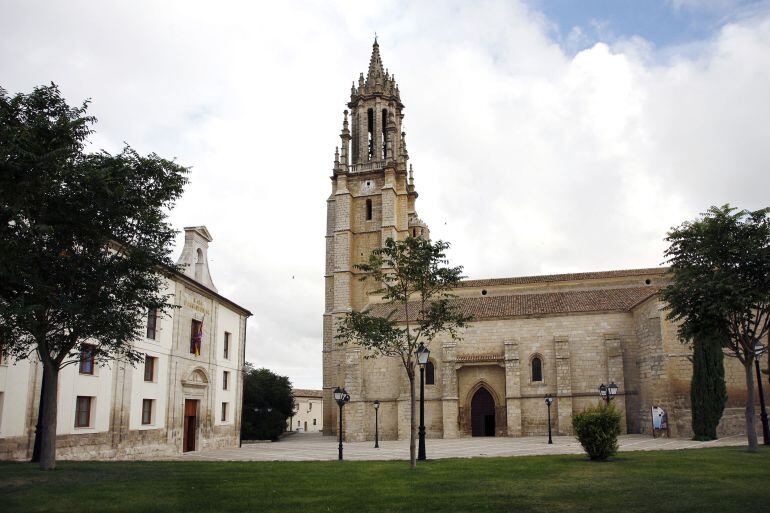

{"left": 174, "top": 432, "right": 747, "bottom": 462}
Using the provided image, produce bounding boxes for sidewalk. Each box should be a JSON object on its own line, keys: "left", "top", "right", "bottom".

{"left": 175, "top": 432, "right": 748, "bottom": 462}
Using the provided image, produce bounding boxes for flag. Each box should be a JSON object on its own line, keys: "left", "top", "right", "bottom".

{"left": 191, "top": 318, "right": 204, "bottom": 356}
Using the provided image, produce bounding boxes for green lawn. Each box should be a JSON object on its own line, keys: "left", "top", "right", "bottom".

{"left": 1, "top": 447, "right": 769, "bottom": 512}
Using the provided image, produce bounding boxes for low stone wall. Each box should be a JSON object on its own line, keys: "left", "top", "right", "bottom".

{"left": 0, "top": 426, "right": 239, "bottom": 461}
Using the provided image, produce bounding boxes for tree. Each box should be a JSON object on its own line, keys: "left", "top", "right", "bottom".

{"left": 240, "top": 363, "right": 295, "bottom": 441}
{"left": 0, "top": 84, "right": 188, "bottom": 469}
{"left": 336, "top": 236, "right": 471, "bottom": 469}
{"left": 689, "top": 327, "right": 727, "bottom": 440}
{"left": 661, "top": 205, "right": 770, "bottom": 451}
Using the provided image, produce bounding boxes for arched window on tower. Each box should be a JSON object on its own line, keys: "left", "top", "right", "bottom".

{"left": 365, "top": 199, "right": 373, "bottom": 221}
{"left": 367, "top": 108, "right": 374, "bottom": 161}
{"left": 425, "top": 360, "right": 435, "bottom": 385}
{"left": 194, "top": 248, "right": 204, "bottom": 282}
{"left": 531, "top": 356, "right": 543, "bottom": 382}
{"left": 381, "top": 108, "right": 388, "bottom": 159}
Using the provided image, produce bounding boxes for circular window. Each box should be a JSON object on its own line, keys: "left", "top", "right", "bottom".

{"left": 645, "top": 279, "right": 652, "bottom": 285}
{"left": 481, "top": 289, "right": 487, "bottom": 296}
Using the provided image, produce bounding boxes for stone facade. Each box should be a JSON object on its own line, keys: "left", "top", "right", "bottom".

{"left": 323, "top": 41, "right": 760, "bottom": 442}
{"left": 0, "top": 226, "right": 251, "bottom": 460}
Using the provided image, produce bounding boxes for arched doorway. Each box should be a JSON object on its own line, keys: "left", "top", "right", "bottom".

{"left": 471, "top": 387, "right": 496, "bottom": 437}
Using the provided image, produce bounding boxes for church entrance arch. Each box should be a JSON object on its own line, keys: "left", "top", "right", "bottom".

{"left": 471, "top": 386, "right": 496, "bottom": 437}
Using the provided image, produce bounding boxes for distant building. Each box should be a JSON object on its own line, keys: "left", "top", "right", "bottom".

{"left": 0, "top": 226, "right": 251, "bottom": 460}
{"left": 288, "top": 389, "right": 323, "bottom": 433}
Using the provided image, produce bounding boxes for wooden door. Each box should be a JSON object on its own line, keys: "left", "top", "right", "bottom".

{"left": 471, "top": 387, "right": 496, "bottom": 437}
{"left": 183, "top": 399, "right": 198, "bottom": 452}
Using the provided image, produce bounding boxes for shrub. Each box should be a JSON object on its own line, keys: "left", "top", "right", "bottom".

{"left": 571, "top": 403, "right": 622, "bottom": 460}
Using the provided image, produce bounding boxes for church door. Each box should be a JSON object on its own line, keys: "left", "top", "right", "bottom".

{"left": 183, "top": 399, "right": 198, "bottom": 452}
{"left": 471, "top": 387, "right": 496, "bottom": 437}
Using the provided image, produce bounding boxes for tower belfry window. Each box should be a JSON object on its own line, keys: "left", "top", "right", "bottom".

{"left": 367, "top": 108, "right": 374, "bottom": 161}
{"left": 381, "top": 108, "right": 387, "bottom": 159}
{"left": 365, "top": 199, "right": 373, "bottom": 221}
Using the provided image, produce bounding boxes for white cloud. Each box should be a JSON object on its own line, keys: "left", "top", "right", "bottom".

{"left": 2, "top": 0, "right": 769, "bottom": 387}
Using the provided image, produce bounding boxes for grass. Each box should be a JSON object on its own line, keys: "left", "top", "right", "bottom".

{"left": 1, "top": 447, "right": 769, "bottom": 512}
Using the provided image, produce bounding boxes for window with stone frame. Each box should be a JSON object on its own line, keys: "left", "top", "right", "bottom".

{"left": 223, "top": 370, "right": 229, "bottom": 391}
{"left": 75, "top": 396, "right": 92, "bottom": 427}
{"left": 531, "top": 355, "right": 543, "bottom": 382}
{"left": 144, "top": 355, "right": 156, "bottom": 382}
{"left": 365, "top": 198, "right": 373, "bottom": 220}
{"left": 425, "top": 360, "right": 435, "bottom": 385}
{"left": 221, "top": 402, "right": 228, "bottom": 422}
{"left": 79, "top": 345, "right": 96, "bottom": 375}
{"left": 141, "top": 399, "right": 154, "bottom": 425}
{"left": 146, "top": 307, "right": 158, "bottom": 339}
{"left": 223, "top": 331, "right": 231, "bottom": 359}
{"left": 190, "top": 319, "right": 203, "bottom": 355}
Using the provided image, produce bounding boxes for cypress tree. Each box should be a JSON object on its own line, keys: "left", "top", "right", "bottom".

{"left": 690, "top": 328, "right": 727, "bottom": 440}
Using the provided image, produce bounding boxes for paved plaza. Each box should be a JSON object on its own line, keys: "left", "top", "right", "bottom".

{"left": 174, "top": 432, "right": 747, "bottom": 462}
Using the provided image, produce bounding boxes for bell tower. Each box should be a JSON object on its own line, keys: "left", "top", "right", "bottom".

{"left": 322, "top": 39, "right": 429, "bottom": 436}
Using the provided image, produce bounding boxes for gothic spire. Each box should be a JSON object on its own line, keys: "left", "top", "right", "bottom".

{"left": 366, "top": 37, "right": 385, "bottom": 83}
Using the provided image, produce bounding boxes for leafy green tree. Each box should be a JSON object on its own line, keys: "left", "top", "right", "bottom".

{"left": 0, "top": 84, "right": 188, "bottom": 470}
{"left": 241, "top": 363, "right": 295, "bottom": 441}
{"left": 661, "top": 205, "right": 770, "bottom": 452}
{"left": 336, "top": 236, "right": 471, "bottom": 469}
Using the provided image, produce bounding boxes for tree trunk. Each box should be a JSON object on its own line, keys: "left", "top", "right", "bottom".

{"left": 409, "top": 371, "right": 416, "bottom": 469}
{"left": 39, "top": 361, "right": 60, "bottom": 470}
{"left": 31, "top": 369, "right": 48, "bottom": 462}
{"left": 743, "top": 360, "right": 758, "bottom": 453}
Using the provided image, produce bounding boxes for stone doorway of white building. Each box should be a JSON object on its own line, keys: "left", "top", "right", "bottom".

{"left": 184, "top": 399, "right": 199, "bottom": 452}
{"left": 471, "top": 387, "right": 496, "bottom": 437}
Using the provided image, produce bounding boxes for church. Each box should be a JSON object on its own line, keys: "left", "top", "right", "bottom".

{"left": 322, "top": 40, "right": 753, "bottom": 441}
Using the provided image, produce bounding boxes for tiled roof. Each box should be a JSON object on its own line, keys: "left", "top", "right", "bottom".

{"left": 293, "top": 389, "right": 323, "bottom": 398}
{"left": 368, "top": 286, "right": 659, "bottom": 321}
{"left": 456, "top": 354, "right": 504, "bottom": 362}
{"left": 460, "top": 268, "right": 668, "bottom": 288}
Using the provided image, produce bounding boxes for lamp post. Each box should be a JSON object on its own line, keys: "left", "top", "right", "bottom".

{"left": 753, "top": 342, "right": 769, "bottom": 445}
{"left": 416, "top": 343, "right": 430, "bottom": 461}
{"left": 373, "top": 400, "right": 380, "bottom": 448}
{"left": 598, "top": 382, "right": 618, "bottom": 404}
{"left": 544, "top": 394, "right": 554, "bottom": 444}
{"left": 333, "top": 387, "right": 350, "bottom": 460}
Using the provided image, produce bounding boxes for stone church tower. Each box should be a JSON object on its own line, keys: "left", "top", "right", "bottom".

{"left": 323, "top": 40, "right": 429, "bottom": 436}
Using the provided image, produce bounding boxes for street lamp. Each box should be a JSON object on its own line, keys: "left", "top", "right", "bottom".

{"left": 753, "top": 342, "right": 769, "bottom": 445}
{"left": 333, "top": 386, "right": 350, "bottom": 460}
{"left": 373, "top": 400, "right": 380, "bottom": 449}
{"left": 598, "top": 382, "right": 618, "bottom": 404}
{"left": 416, "top": 342, "right": 430, "bottom": 461}
{"left": 544, "top": 394, "right": 554, "bottom": 444}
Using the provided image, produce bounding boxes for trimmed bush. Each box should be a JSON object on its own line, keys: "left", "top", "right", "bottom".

{"left": 571, "top": 403, "right": 622, "bottom": 460}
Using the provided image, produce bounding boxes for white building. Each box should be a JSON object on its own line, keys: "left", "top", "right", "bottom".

{"left": 0, "top": 226, "right": 251, "bottom": 459}
{"left": 288, "top": 389, "right": 323, "bottom": 433}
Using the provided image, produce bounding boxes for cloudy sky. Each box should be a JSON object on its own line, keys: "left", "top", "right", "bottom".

{"left": 3, "top": 0, "right": 770, "bottom": 388}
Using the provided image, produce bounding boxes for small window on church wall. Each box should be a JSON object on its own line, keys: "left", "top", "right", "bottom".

{"left": 365, "top": 199, "right": 372, "bottom": 220}
{"left": 367, "top": 108, "right": 374, "bottom": 160}
{"left": 531, "top": 356, "right": 543, "bottom": 382}
{"left": 425, "top": 360, "right": 435, "bottom": 385}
